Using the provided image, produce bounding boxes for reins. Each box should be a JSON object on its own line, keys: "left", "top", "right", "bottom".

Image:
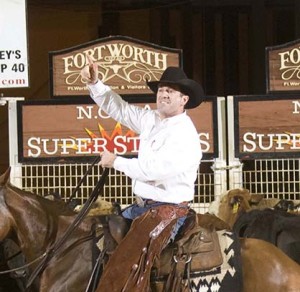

{"left": 67, "top": 156, "right": 101, "bottom": 204}
{"left": 0, "top": 252, "right": 47, "bottom": 275}
{"left": 26, "top": 159, "right": 109, "bottom": 289}
{"left": 0, "top": 231, "right": 97, "bottom": 276}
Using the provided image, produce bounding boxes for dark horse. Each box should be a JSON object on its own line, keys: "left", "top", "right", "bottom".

{"left": 233, "top": 208, "right": 300, "bottom": 264}
{"left": 1, "top": 168, "right": 300, "bottom": 292}
{"left": 211, "top": 188, "right": 300, "bottom": 264}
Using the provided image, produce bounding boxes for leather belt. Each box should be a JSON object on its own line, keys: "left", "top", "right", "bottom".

{"left": 146, "top": 199, "right": 189, "bottom": 207}
{"left": 136, "top": 196, "right": 190, "bottom": 208}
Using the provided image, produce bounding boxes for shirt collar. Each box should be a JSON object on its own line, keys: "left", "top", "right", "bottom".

{"left": 154, "top": 110, "right": 187, "bottom": 125}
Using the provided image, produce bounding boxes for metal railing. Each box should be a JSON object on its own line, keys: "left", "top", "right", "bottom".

{"left": 19, "top": 160, "right": 216, "bottom": 213}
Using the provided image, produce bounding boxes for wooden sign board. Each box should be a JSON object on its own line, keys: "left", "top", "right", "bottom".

{"left": 266, "top": 39, "right": 300, "bottom": 93}
{"left": 234, "top": 95, "right": 300, "bottom": 159}
{"left": 17, "top": 98, "right": 217, "bottom": 162}
{"left": 49, "top": 35, "right": 181, "bottom": 98}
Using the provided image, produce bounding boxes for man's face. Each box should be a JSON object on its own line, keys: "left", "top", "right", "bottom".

{"left": 156, "top": 83, "right": 189, "bottom": 119}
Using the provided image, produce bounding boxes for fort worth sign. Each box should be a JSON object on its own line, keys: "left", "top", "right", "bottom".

{"left": 266, "top": 38, "right": 300, "bottom": 93}
{"left": 49, "top": 35, "right": 181, "bottom": 97}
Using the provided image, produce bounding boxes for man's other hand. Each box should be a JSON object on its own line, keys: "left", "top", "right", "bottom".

{"left": 100, "top": 150, "right": 117, "bottom": 168}
{"left": 80, "top": 55, "right": 98, "bottom": 84}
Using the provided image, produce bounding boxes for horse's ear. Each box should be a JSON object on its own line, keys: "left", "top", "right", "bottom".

{"left": 0, "top": 167, "right": 11, "bottom": 186}
{"left": 228, "top": 188, "right": 251, "bottom": 202}
{"left": 249, "top": 194, "right": 264, "bottom": 204}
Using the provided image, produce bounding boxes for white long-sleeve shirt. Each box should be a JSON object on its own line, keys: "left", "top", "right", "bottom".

{"left": 88, "top": 81, "right": 203, "bottom": 204}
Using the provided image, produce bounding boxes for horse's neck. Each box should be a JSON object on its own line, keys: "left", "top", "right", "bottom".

{"left": 6, "top": 185, "right": 96, "bottom": 268}
{"left": 17, "top": 207, "right": 93, "bottom": 261}
{"left": 7, "top": 188, "right": 57, "bottom": 259}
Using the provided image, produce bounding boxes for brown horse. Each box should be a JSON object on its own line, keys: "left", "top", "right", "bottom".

{"left": 0, "top": 168, "right": 102, "bottom": 292}
{"left": 1, "top": 168, "right": 300, "bottom": 291}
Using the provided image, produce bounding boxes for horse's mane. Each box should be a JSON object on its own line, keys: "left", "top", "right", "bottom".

{"left": 6, "top": 182, "right": 76, "bottom": 216}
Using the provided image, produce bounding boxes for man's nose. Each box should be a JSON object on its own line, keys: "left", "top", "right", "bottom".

{"left": 160, "top": 90, "right": 169, "bottom": 97}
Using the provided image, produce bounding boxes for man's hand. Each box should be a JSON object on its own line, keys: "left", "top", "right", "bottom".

{"left": 100, "top": 150, "right": 117, "bottom": 168}
{"left": 80, "top": 55, "right": 98, "bottom": 84}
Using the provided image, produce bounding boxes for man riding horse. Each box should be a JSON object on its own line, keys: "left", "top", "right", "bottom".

{"left": 81, "top": 58, "right": 205, "bottom": 290}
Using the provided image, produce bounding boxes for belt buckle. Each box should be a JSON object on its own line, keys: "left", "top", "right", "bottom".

{"left": 136, "top": 196, "right": 145, "bottom": 207}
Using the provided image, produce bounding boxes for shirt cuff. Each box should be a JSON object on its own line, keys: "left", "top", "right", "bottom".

{"left": 113, "top": 156, "right": 127, "bottom": 172}
{"left": 88, "top": 80, "right": 111, "bottom": 97}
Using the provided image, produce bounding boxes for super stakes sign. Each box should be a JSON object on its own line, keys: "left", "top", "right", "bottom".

{"left": 234, "top": 95, "right": 300, "bottom": 159}
{"left": 17, "top": 36, "right": 217, "bottom": 163}
{"left": 0, "top": 0, "right": 29, "bottom": 88}
{"left": 17, "top": 99, "right": 216, "bottom": 162}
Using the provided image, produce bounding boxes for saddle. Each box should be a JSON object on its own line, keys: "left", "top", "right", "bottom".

{"left": 99, "top": 209, "right": 229, "bottom": 292}
{"left": 101, "top": 214, "right": 131, "bottom": 254}
{"left": 151, "top": 212, "right": 229, "bottom": 292}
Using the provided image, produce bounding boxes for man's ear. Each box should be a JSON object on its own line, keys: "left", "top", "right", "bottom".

{"left": 181, "top": 95, "right": 189, "bottom": 106}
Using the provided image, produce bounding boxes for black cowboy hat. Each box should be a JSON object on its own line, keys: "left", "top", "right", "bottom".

{"left": 146, "top": 67, "right": 205, "bottom": 109}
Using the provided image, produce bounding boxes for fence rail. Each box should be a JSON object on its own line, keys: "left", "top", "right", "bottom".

{"left": 19, "top": 160, "right": 216, "bottom": 214}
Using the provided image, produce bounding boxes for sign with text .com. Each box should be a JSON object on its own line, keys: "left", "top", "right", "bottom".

{"left": 0, "top": 0, "right": 29, "bottom": 88}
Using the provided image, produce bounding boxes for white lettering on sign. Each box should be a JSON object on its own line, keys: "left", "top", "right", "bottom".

{"left": 292, "top": 100, "right": 300, "bottom": 114}
{"left": 199, "top": 133, "right": 210, "bottom": 152}
{"left": 76, "top": 105, "right": 111, "bottom": 120}
{"left": 242, "top": 132, "right": 300, "bottom": 152}
{"left": 61, "top": 43, "right": 168, "bottom": 86}
{"left": 26, "top": 134, "right": 211, "bottom": 157}
{"left": 63, "top": 44, "right": 167, "bottom": 73}
{"left": 278, "top": 47, "right": 300, "bottom": 82}
{"left": 0, "top": 0, "right": 29, "bottom": 88}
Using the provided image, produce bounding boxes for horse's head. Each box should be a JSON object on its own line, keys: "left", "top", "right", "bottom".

{"left": 210, "top": 188, "right": 255, "bottom": 228}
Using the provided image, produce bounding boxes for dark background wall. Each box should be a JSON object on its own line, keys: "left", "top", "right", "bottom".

{"left": 1, "top": 0, "right": 300, "bottom": 173}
